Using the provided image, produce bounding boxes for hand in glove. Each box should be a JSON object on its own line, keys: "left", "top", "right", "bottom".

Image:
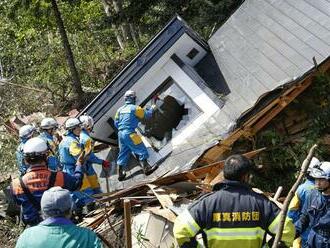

{"left": 151, "top": 104, "right": 157, "bottom": 111}
{"left": 102, "top": 160, "right": 111, "bottom": 169}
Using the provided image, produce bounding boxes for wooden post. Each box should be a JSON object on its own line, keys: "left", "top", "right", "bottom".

{"left": 273, "top": 186, "right": 283, "bottom": 201}
{"left": 124, "top": 199, "right": 132, "bottom": 248}
{"left": 272, "top": 144, "right": 317, "bottom": 248}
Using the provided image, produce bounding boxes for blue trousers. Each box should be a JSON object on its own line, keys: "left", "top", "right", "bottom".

{"left": 117, "top": 131, "right": 149, "bottom": 167}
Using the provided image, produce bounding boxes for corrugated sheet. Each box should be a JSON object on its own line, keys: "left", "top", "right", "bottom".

{"left": 209, "top": 0, "right": 330, "bottom": 121}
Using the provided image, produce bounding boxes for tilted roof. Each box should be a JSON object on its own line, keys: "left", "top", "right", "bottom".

{"left": 208, "top": 0, "right": 330, "bottom": 122}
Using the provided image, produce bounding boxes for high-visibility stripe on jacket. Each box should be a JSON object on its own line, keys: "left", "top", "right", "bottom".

{"left": 173, "top": 180, "right": 295, "bottom": 248}
{"left": 79, "top": 129, "right": 102, "bottom": 193}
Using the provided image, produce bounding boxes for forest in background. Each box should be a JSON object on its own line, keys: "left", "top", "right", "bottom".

{"left": 0, "top": 0, "right": 240, "bottom": 174}
{"left": 0, "top": 0, "right": 241, "bottom": 117}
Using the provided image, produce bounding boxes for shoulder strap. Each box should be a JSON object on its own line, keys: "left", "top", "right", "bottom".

{"left": 47, "top": 171, "right": 57, "bottom": 189}
{"left": 19, "top": 177, "right": 41, "bottom": 210}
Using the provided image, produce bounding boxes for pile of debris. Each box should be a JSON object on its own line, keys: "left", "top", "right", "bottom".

{"left": 79, "top": 148, "right": 269, "bottom": 248}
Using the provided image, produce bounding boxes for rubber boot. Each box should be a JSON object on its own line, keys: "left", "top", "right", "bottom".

{"left": 139, "top": 160, "right": 158, "bottom": 176}
{"left": 117, "top": 166, "right": 126, "bottom": 181}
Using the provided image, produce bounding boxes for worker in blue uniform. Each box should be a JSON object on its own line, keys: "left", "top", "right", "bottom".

{"left": 11, "top": 137, "right": 84, "bottom": 226}
{"left": 288, "top": 157, "right": 320, "bottom": 247}
{"left": 295, "top": 162, "right": 330, "bottom": 247}
{"left": 39, "top": 117, "right": 60, "bottom": 171}
{"left": 79, "top": 114, "right": 110, "bottom": 195}
{"left": 59, "top": 117, "right": 87, "bottom": 209}
{"left": 16, "top": 124, "right": 37, "bottom": 175}
{"left": 59, "top": 117, "right": 110, "bottom": 209}
{"left": 114, "top": 90, "right": 158, "bottom": 181}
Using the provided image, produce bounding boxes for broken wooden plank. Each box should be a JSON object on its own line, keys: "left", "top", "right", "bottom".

{"left": 145, "top": 207, "right": 177, "bottom": 223}
{"left": 100, "top": 148, "right": 265, "bottom": 203}
{"left": 203, "top": 166, "right": 221, "bottom": 185}
{"left": 147, "top": 184, "right": 174, "bottom": 208}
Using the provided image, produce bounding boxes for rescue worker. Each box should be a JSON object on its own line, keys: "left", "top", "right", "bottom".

{"left": 15, "top": 187, "right": 102, "bottom": 248}
{"left": 173, "top": 154, "right": 295, "bottom": 248}
{"left": 16, "top": 124, "right": 37, "bottom": 175}
{"left": 59, "top": 117, "right": 110, "bottom": 209}
{"left": 114, "top": 90, "right": 157, "bottom": 181}
{"left": 288, "top": 157, "right": 320, "bottom": 247}
{"left": 79, "top": 114, "right": 110, "bottom": 195}
{"left": 295, "top": 162, "right": 330, "bottom": 247}
{"left": 39, "top": 117, "right": 60, "bottom": 171}
{"left": 10, "top": 137, "right": 84, "bottom": 226}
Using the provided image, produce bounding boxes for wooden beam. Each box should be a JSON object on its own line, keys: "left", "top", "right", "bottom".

{"left": 251, "top": 79, "right": 312, "bottom": 133}
{"left": 124, "top": 199, "right": 132, "bottom": 248}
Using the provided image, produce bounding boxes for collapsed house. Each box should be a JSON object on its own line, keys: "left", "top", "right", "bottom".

{"left": 81, "top": 0, "right": 330, "bottom": 192}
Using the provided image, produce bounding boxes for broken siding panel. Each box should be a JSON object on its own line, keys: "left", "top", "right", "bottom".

{"left": 203, "top": 115, "right": 227, "bottom": 137}
{"left": 222, "top": 95, "right": 253, "bottom": 122}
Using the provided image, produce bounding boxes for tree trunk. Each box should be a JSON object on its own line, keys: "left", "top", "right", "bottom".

{"left": 50, "top": 0, "right": 84, "bottom": 107}
{"left": 102, "top": 0, "right": 125, "bottom": 49}
{"left": 112, "top": 0, "right": 131, "bottom": 42}
{"left": 129, "top": 23, "right": 140, "bottom": 48}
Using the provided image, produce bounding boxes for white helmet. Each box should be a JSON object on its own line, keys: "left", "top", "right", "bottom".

{"left": 79, "top": 115, "right": 94, "bottom": 129}
{"left": 64, "top": 117, "right": 81, "bottom": 130}
{"left": 307, "top": 157, "right": 321, "bottom": 173}
{"left": 310, "top": 162, "right": 330, "bottom": 180}
{"left": 19, "top": 125, "right": 36, "bottom": 139}
{"left": 124, "top": 90, "right": 136, "bottom": 103}
{"left": 40, "top": 117, "right": 58, "bottom": 130}
{"left": 23, "top": 137, "right": 48, "bottom": 157}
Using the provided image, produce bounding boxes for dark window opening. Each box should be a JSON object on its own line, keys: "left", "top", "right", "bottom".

{"left": 143, "top": 95, "right": 188, "bottom": 141}
{"left": 139, "top": 78, "right": 201, "bottom": 151}
{"left": 187, "top": 48, "right": 199, "bottom": 60}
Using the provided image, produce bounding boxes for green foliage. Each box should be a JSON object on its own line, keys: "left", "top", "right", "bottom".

{"left": 0, "top": 0, "right": 239, "bottom": 117}
{"left": 135, "top": 224, "right": 150, "bottom": 248}
{"left": 0, "top": 131, "right": 18, "bottom": 174}
{"left": 250, "top": 73, "right": 330, "bottom": 192}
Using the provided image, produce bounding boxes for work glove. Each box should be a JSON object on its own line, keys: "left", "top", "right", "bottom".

{"left": 102, "top": 160, "right": 111, "bottom": 169}
{"left": 151, "top": 104, "right": 157, "bottom": 111}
